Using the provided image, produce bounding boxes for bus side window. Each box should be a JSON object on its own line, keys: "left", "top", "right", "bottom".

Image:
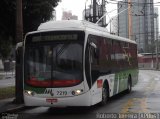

{"left": 88, "top": 35, "right": 100, "bottom": 83}
{"left": 89, "top": 42, "right": 99, "bottom": 59}
{"left": 89, "top": 36, "right": 99, "bottom": 65}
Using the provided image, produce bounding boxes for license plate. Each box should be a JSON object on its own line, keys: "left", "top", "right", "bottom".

{"left": 46, "top": 98, "right": 58, "bottom": 103}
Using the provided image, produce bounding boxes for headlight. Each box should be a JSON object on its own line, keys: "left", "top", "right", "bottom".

{"left": 24, "top": 90, "right": 36, "bottom": 96}
{"left": 72, "top": 89, "right": 83, "bottom": 96}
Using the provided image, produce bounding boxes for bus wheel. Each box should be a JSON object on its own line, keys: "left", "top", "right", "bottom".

{"left": 100, "top": 84, "right": 108, "bottom": 105}
{"left": 126, "top": 76, "right": 132, "bottom": 93}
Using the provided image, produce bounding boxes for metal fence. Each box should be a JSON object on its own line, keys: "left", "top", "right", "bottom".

{"left": 138, "top": 62, "right": 160, "bottom": 70}
{"left": 0, "top": 60, "right": 15, "bottom": 78}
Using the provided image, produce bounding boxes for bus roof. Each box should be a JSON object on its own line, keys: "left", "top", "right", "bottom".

{"left": 30, "top": 20, "right": 136, "bottom": 44}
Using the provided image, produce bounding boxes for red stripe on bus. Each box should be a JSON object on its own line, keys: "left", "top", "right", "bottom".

{"left": 26, "top": 78, "right": 81, "bottom": 87}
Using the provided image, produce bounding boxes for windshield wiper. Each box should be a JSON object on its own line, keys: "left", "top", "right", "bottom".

{"left": 56, "top": 44, "right": 69, "bottom": 58}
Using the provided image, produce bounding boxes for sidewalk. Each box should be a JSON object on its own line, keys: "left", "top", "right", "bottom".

{"left": 0, "top": 98, "right": 25, "bottom": 113}
{"left": 0, "top": 71, "right": 15, "bottom": 88}
{"left": 0, "top": 72, "right": 25, "bottom": 113}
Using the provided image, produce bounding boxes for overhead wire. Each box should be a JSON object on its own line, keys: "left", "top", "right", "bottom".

{"left": 107, "top": 0, "right": 160, "bottom": 4}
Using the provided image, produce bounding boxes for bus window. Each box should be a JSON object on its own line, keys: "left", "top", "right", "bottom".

{"left": 25, "top": 43, "right": 83, "bottom": 87}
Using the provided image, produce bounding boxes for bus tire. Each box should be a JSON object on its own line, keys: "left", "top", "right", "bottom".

{"left": 126, "top": 76, "right": 132, "bottom": 93}
{"left": 100, "top": 83, "right": 109, "bottom": 105}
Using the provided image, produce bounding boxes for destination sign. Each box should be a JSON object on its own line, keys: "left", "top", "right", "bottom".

{"left": 32, "top": 34, "right": 78, "bottom": 42}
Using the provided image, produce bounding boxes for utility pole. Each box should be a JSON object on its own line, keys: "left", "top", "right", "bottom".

{"left": 155, "top": 13, "right": 159, "bottom": 70}
{"left": 93, "top": 0, "right": 97, "bottom": 23}
{"left": 16, "top": 0, "right": 23, "bottom": 43}
{"left": 128, "top": 0, "right": 133, "bottom": 40}
{"left": 15, "top": 0, "right": 24, "bottom": 103}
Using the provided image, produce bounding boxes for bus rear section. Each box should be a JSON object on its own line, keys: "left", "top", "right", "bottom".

{"left": 23, "top": 31, "right": 91, "bottom": 107}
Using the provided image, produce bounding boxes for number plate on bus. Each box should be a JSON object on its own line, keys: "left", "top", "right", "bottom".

{"left": 46, "top": 98, "right": 58, "bottom": 103}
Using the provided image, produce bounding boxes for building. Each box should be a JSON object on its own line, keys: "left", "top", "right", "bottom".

{"left": 118, "top": 1, "right": 129, "bottom": 39}
{"left": 62, "top": 11, "right": 78, "bottom": 20}
{"left": 111, "top": 17, "right": 118, "bottom": 35}
{"left": 52, "top": 11, "right": 56, "bottom": 21}
{"left": 118, "top": 0, "right": 155, "bottom": 53}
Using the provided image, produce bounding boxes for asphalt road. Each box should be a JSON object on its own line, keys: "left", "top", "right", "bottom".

{"left": 7, "top": 70, "right": 160, "bottom": 119}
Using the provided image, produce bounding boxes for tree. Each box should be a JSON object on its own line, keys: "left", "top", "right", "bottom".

{"left": 0, "top": 0, "right": 15, "bottom": 59}
{"left": 23, "top": 0, "right": 60, "bottom": 35}
{"left": 0, "top": 0, "right": 60, "bottom": 59}
{"left": 0, "top": 36, "right": 12, "bottom": 60}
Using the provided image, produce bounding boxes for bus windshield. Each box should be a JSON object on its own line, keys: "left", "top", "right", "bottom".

{"left": 24, "top": 31, "right": 84, "bottom": 88}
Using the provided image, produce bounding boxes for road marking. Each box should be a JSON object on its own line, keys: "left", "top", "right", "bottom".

{"left": 120, "top": 77, "right": 158, "bottom": 113}
{"left": 120, "top": 98, "right": 148, "bottom": 113}
{"left": 140, "top": 98, "right": 148, "bottom": 113}
{"left": 120, "top": 98, "right": 134, "bottom": 113}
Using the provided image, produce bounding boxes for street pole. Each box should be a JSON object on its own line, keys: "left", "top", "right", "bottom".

{"left": 155, "top": 14, "right": 159, "bottom": 70}
{"left": 128, "top": 0, "right": 132, "bottom": 40}
{"left": 16, "top": 0, "right": 23, "bottom": 43}
{"left": 93, "top": 0, "right": 97, "bottom": 23}
{"left": 15, "top": 0, "right": 24, "bottom": 103}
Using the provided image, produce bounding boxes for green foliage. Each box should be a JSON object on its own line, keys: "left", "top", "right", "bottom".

{"left": 0, "top": 34, "right": 12, "bottom": 59}
{"left": 23, "top": 0, "right": 60, "bottom": 34}
{"left": 0, "top": 86, "right": 15, "bottom": 100}
{"left": 0, "top": 0, "right": 60, "bottom": 59}
{"left": 0, "top": 0, "right": 16, "bottom": 43}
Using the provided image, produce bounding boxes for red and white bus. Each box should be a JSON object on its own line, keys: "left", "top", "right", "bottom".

{"left": 23, "top": 20, "right": 138, "bottom": 107}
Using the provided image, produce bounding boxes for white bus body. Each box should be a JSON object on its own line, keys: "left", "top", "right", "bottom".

{"left": 23, "top": 20, "right": 138, "bottom": 107}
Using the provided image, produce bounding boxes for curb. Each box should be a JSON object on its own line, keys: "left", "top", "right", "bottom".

{"left": 3, "top": 105, "right": 26, "bottom": 113}
{"left": 0, "top": 104, "right": 26, "bottom": 113}
{"left": 0, "top": 98, "right": 25, "bottom": 113}
{"left": 0, "top": 104, "right": 36, "bottom": 113}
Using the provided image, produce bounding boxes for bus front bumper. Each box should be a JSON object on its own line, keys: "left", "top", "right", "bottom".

{"left": 24, "top": 91, "right": 91, "bottom": 107}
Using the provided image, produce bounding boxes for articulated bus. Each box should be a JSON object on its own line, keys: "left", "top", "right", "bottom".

{"left": 23, "top": 20, "right": 138, "bottom": 107}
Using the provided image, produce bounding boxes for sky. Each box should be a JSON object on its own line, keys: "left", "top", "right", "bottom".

{"left": 55, "top": 0, "right": 117, "bottom": 20}
{"left": 55, "top": 0, "right": 86, "bottom": 20}
{"left": 55, "top": 0, "right": 160, "bottom": 20}
{"left": 55, "top": 0, "right": 160, "bottom": 31}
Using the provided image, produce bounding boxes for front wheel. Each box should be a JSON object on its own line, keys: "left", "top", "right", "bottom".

{"left": 100, "top": 84, "right": 108, "bottom": 105}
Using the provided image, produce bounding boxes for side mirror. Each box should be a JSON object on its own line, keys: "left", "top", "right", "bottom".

{"left": 89, "top": 42, "right": 97, "bottom": 49}
{"left": 89, "top": 42, "right": 99, "bottom": 59}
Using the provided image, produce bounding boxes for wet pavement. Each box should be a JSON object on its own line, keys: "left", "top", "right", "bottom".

{"left": 1, "top": 70, "right": 160, "bottom": 119}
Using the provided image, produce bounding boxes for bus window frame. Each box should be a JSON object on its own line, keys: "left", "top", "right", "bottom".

{"left": 24, "top": 31, "right": 85, "bottom": 88}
